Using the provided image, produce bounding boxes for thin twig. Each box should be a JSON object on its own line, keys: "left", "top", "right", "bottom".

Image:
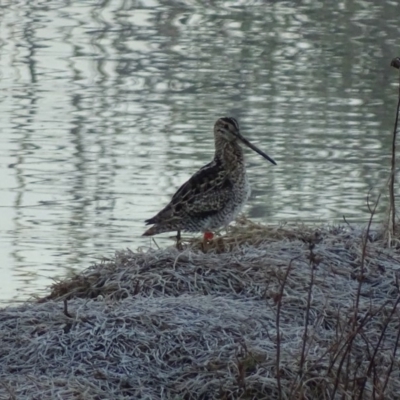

{"left": 276, "top": 259, "right": 294, "bottom": 400}
{"left": 63, "top": 299, "right": 73, "bottom": 318}
{"left": 329, "top": 310, "right": 371, "bottom": 399}
{"left": 333, "top": 193, "right": 380, "bottom": 397}
{"left": 354, "top": 194, "right": 380, "bottom": 319}
{"left": 378, "top": 298, "right": 400, "bottom": 396}
{"left": 287, "top": 249, "right": 317, "bottom": 398}
{"left": 366, "top": 297, "right": 400, "bottom": 377}
{"left": 299, "top": 245, "right": 316, "bottom": 376}
{"left": 389, "top": 58, "right": 400, "bottom": 235}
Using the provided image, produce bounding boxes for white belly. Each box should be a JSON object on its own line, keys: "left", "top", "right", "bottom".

{"left": 230, "top": 176, "right": 251, "bottom": 221}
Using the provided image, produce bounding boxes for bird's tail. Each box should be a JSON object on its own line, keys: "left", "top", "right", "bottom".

{"left": 142, "top": 224, "right": 176, "bottom": 236}
{"left": 142, "top": 225, "right": 159, "bottom": 236}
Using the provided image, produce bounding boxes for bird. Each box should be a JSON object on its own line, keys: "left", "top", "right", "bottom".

{"left": 142, "top": 117, "right": 276, "bottom": 244}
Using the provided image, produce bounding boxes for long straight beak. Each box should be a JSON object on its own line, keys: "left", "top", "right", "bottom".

{"left": 238, "top": 134, "right": 277, "bottom": 165}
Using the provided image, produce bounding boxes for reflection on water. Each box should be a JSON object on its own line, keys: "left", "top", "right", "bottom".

{"left": 0, "top": 0, "right": 399, "bottom": 303}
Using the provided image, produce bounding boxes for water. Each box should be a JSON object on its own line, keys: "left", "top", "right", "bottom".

{"left": 1, "top": 0, "right": 399, "bottom": 304}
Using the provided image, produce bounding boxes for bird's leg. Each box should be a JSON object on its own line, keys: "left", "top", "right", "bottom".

{"left": 176, "top": 230, "right": 182, "bottom": 250}
{"left": 212, "top": 227, "right": 226, "bottom": 252}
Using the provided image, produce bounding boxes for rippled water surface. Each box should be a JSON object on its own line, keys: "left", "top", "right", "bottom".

{"left": 1, "top": 0, "right": 399, "bottom": 303}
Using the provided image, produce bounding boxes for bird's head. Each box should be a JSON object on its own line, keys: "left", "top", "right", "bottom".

{"left": 214, "top": 117, "right": 277, "bottom": 165}
{"left": 214, "top": 117, "right": 240, "bottom": 142}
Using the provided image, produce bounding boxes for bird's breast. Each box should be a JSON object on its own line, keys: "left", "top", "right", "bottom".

{"left": 230, "top": 170, "right": 251, "bottom": 206}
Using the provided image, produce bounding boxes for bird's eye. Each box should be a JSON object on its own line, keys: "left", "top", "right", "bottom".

{"left": 224, "top": 124, "right": 229, "bottom": 129}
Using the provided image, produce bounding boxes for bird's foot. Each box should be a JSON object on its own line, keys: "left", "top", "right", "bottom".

{"left": 201, "top": 231, "right": 214, "bottom": 252}
{"left": 203, "top": 231, "right": 214, "bottom": 241}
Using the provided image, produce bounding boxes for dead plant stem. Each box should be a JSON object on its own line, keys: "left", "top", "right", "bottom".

{"left": 299, "top": 245, "right": 316, "bottom": 376}
{"left": 389, "top": 69, "right": 400, "bottom": 235}
{"left": 276, "top": 259, "right": 294, "bottom": 400}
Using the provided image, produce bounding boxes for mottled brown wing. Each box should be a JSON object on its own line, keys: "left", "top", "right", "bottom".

{"left": 145, "top": 159, "right": 232, "bottom": 224}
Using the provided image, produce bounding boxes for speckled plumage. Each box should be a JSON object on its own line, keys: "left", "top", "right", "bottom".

{"left": 143, "top": 117, "right": 276, "bottom": 237}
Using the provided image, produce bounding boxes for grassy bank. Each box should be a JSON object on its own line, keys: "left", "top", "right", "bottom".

{"left": 1, "top": 217, "right": 400, "bottom": 399}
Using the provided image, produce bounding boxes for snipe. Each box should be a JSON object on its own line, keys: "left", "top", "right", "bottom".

{"left": 142, "top": 117, "right": 276, "bottom": 243}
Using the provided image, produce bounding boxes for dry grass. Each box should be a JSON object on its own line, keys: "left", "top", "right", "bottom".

{"left": 1, "top": 217, "right": 400, "bottom": 399}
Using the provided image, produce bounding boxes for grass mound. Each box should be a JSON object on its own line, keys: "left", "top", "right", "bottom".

{"left": 1, "top": 218, "right": 400, "bottom": 399}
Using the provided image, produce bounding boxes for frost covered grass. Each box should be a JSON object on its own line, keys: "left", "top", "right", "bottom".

{"left": 1, "top": 217, "right": 400, "bottom": 399}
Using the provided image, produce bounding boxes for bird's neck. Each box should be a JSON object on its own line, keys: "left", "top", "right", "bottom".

{"left": 214, "top": 137, "right": 244, "bottom": 168}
